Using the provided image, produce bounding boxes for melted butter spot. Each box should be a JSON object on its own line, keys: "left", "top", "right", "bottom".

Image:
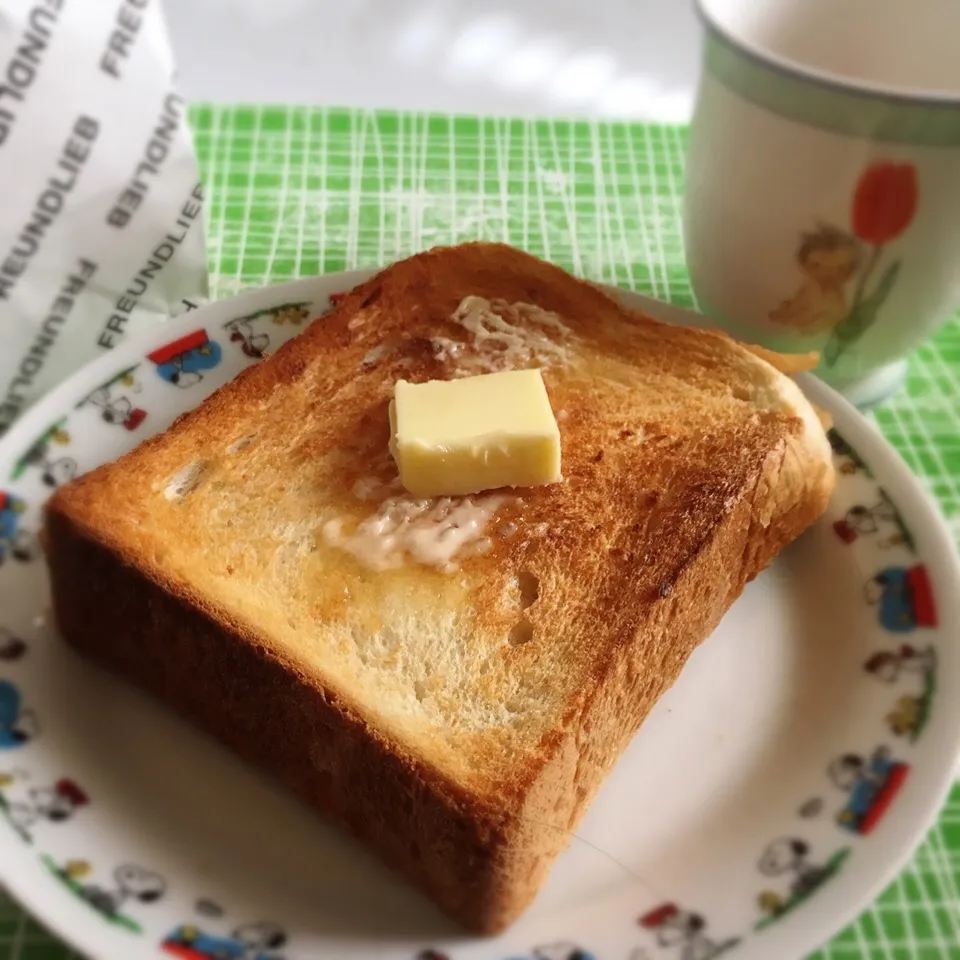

{"left": 323, "top": 494, "right": 508, "bottom": 572}
{"left": 352, "top": 475, "right": 403, "bottom": 501}
{"left": 439, "top": 296, "right": 574, "bottom": 374}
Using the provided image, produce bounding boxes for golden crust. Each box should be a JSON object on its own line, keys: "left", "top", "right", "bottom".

{"left": 744, "top": 343, "right": 820, "bottom": 374}
{"left": 43, "top": 242, "right": 835, "bottom": 932}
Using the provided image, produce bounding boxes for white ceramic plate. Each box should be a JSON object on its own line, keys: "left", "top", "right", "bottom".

{"left": 0, "top": 271, "right": 958, "bottom": 960}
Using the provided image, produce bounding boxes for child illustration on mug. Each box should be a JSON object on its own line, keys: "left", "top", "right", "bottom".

{"left": 769, "top": 224, "right": 861, "bottom": 334}
{"left": 768, "top": 161, "right": 918, "bottom": 364}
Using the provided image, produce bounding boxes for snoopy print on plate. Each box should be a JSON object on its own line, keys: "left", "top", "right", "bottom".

{"left": 0, "top": 272, "right": 957, "bottom": 960}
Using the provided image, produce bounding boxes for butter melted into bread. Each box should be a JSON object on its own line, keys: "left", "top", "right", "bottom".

{"left": 44, "top": 243, "right": 835, "bottom": 932}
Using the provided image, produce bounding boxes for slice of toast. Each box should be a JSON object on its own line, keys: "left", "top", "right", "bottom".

{"left": 43, "top": 242, "right": 835, "bottom": 933}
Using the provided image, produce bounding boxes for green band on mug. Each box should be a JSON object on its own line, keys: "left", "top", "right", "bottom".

{"left": 704, "top": 30, "right": 960, "bottom": 147}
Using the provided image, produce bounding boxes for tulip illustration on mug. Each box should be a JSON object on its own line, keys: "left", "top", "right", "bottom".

{"left": 769, "top": 161, "right": 919, "bottom": 366}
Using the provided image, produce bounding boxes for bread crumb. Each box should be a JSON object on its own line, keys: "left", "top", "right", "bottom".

{"left": 324, "top": 494, "right": 507, "bottom": 571}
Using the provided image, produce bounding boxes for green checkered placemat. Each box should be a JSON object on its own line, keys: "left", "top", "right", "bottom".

{"left": 2, "top": 106, "right": 959, "bottom": 959}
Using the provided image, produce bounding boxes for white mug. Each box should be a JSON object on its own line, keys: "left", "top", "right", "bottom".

{"left": 683, "top": 0, "right": 960, "bottom": 406}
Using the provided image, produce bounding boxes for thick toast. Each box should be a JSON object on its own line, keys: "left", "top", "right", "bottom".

{"left": 44, "top": 242, "right": 835, "bottom": 932}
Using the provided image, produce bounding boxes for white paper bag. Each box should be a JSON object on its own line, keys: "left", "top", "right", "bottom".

{"left": 0, "top": 0, "right": 208, "bottom": 436}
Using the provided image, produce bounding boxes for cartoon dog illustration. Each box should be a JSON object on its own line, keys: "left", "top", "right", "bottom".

{"left": 0, "top": 626, "right": 27, "bottom": 661}
{"left": 0, "top": 492, "right": 37, "bottom": 566}
{"left": 864, "top": 644, "right": 936, "bottom": 683}
{"left": 224, "top": 317, "right": 269, "bottom": 360}
{"left": 833, "top": 490, "right": 909, "bottom": 549}
{"left": 829, "top": 746, "right": 910, "bottom": 834}
{"left": 755, "top": 839, "right": 850, "bottom": 929}
{"left": 223, "top": 303, "right": 310, "bottom": 361}
{"left": 639, "top": 903, "right": 740, "bottom": 960}
{"left": 20, "top": 450, "right": 75, "bottom": 487}
{"left": 10, "top": 421, "right": 76, "bottom": 488}
{"left": 865, "top": 565, "right": 937, "bottom": 632}
{"left": 0, "top": 680, "right": 37, "bottom": 748}
{"left": 44, "top": 859, "right": 166, "bottom": 932}
{"left": 79, "top": 862, "right": 167, "bottom": 916}
{"left": 2, "top": 777, "right": 88, "bottom": 841}
{"left": 87, "top": 387, "right": 147, "bottom": 429}
{"left": 759, "top": 838, "right": 830, "bottom": 901}
{"left": 77, "top": 368, "right": 147, "bottom": 430}
{"left": 148, "top": 330, "right": 223, "bottom": 388}
{"left": 162, "top": 919, "right": 286, "bottom": 959}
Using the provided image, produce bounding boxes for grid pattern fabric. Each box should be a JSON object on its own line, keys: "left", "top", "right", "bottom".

{"left": 1, "top": 105, "right": 958, "bottom": 960}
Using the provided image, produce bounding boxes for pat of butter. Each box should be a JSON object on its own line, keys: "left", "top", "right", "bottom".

{"left": 390, "top": 369, "right": 562, "bottom": 497}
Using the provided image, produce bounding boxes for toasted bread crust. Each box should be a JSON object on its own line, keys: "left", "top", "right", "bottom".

{"left": 44, "top": 242, "right": 835, "bottom": 931}
{"left": 744, "top": 344, "right": 820, "bottom": 374}
{"left": 43, "top": 506, "right": 528, "bottom": 930}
